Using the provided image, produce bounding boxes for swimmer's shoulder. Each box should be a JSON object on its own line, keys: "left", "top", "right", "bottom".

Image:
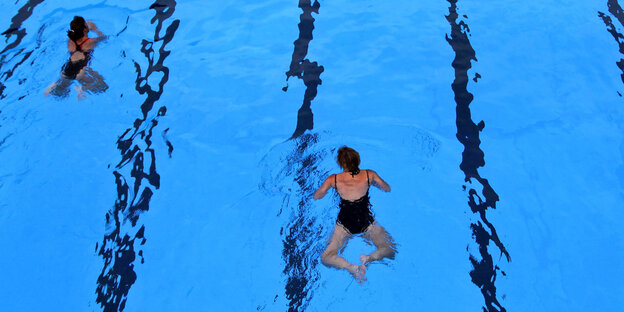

{"left": 82, "top": 37, "right": 98, "bottom": 50}
{"left": 67, "top": 39, "right": 76, "bottom": 51}
{"left": 365, "top": 169, "right": 381, "bottom": 182}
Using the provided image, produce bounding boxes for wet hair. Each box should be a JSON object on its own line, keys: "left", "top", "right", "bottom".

{"left": 67, "top": 16, "right": 87, "bottom": 42}
{"left": 337, "top": 146, "right": 360, "bottom": 176}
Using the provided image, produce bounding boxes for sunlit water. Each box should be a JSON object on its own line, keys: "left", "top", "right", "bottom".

{"left": 1, "top": 0, "right": 623, "bottom": 311}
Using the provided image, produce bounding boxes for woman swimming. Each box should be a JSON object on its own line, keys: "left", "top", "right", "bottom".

{"left": 44, "top": 16, "right": 108, "bottom": 100}
{"left": 313, "top": 146, "right": 396, "bottom": 282}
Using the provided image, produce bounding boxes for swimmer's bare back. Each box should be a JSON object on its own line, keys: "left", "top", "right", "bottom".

{"left": 313, "top": 169, "right": 390, "bottom": 200}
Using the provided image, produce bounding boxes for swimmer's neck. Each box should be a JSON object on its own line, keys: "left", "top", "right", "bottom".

{"left": 341, "top": 169, "right": 362, "bottom": 174}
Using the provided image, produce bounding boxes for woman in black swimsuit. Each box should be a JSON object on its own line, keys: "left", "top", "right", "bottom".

{"left": 45, "top": 16, "right": 107, "bottom": 99}
{"left": 313, "top": 146, "right": 396, "bottom": 282}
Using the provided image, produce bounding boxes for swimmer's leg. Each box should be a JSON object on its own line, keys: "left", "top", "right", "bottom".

{"left": 44, "top": 77, "right": 72, "bottom": 98}
{"left": 361, "top": 222, "right": 396, "bottom": 266}
{"left": 321, "top": 224, "right": 365, "bottom": 281}
{"left": 78, "top": 68, "right": 108, "bottom": 94}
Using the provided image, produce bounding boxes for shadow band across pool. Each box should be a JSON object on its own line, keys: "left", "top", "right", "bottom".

{"left": 445, "top": 0, "right": 511, "bottom": 311}
{"left": 94, "top": 1, "right": 179, "bottom": 311}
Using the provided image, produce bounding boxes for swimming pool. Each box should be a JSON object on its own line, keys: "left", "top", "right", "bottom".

{"left": 1, "top": 0, "right": 623, "bottom": 311}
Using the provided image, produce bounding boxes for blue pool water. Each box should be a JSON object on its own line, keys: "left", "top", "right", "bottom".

{"left": 1, "top": 0, "right": 623, "bottom": 311}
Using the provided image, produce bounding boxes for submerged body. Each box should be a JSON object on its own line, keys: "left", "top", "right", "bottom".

{"left": 313, "top": 147, "right": 396, "bottom": 282}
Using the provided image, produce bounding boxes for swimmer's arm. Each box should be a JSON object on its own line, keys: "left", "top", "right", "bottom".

{"left": 370, "top": 170, "right": 391, "bottom": 192}
{"left": 313, "top": 175, "right": 335, "bottom": 200}
{"left": 87, "top": 21, "right": 107, "bottom": 43}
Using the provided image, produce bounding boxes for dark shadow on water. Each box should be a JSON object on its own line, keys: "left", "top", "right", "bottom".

{"left": 259, "top": 133, "right": 331, "bottom": 312}
{"left": 281, "top": 134, "right": 327, "bottom": 312}
{"left": 598, "top": 1, "right": 624, "bottom": 207}
{"left": 94, "top": 1, "right": 179, "bottom": 311}
{"left": 284, "top": 0, "right": 324, "bottom": 139}
{"left": 0, "top": 0, "right": 44, "bottom": 99}
{"left": 279, "top": 1, "right": 325, "bottom": 310}
{"left": 445, "top": 1, "right": 511, "bottom": 311}
{"left": 599, "top": 0, "right": 624, "bottom": 95}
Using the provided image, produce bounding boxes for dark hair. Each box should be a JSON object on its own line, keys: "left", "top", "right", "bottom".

{"left": 67, "top": 16, "right": 87, "bottom": 42}
{"left": 337, "top": 146, "right": 360, "bottom": 176}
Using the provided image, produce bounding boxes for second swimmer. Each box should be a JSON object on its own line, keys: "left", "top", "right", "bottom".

{"left": 45, "top": 16, "right": 108, "bottom": 100}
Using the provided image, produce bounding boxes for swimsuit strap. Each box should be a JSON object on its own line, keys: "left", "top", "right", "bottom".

{"left": 366, "top": 170, "right": 370, "bottom": 186}
{"left": 75, "top": 38, "right": 90, "bottom": 52}
{"left": 334, "top": 174, "right": 338, "bottom": 192}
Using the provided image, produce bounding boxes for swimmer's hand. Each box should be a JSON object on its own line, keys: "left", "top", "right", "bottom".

{"left": 86, "top": 21, "right": 106, "bottom": 38}
{"left": 86, "top": 20, "right": 97, "bottom": 30}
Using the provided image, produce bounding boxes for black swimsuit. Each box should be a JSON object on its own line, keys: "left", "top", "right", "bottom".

{"left": 62, "top": 38, "right": 91, "bottom": 79}
{"left": 335, "top": 170, "right": 375, "bottom": 234}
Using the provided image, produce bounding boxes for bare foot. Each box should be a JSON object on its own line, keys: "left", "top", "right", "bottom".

{"left": 44, "top": 83, "right": 56, "bottom": 97}
{"left": 347, "top": 264, "right": 367, "bottom": 283}
{"left": 75, "top": 86, "right": 86, "bottom": 101}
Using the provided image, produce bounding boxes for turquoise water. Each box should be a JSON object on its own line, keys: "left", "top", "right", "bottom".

{"left": 1, "top": 0, "right": 623, "bottom": 311}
